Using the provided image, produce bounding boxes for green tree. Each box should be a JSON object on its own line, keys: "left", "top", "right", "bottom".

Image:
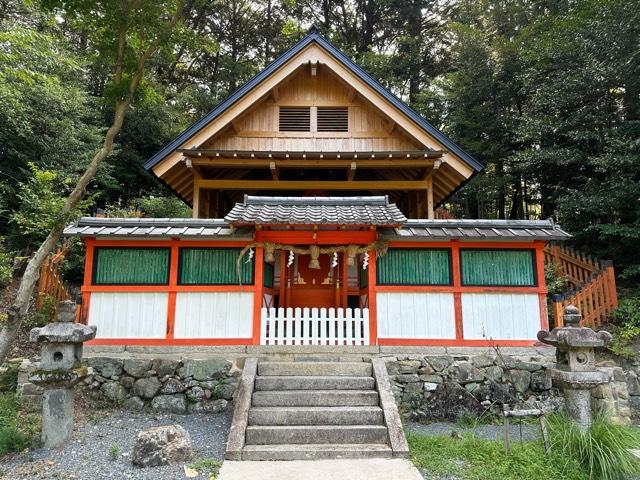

{"left": 0, "top": 0, "right": 189, "bottom": 364}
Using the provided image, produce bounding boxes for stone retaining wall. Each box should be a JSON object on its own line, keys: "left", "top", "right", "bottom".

{"left": 18, "top": 357, "right": 243, "bottom": 414}
{"left": 14, "top": 351, "right": 634, "bottom": 425}
{"left": 382, "top": 353, "right": 632, "bottom": 425}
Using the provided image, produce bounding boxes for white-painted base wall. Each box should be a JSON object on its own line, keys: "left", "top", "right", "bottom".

{"left": 89, "top": 292, "right": 168, "bottom": 338}
{"left": 377, "top": 292, "right": 456, "bottom": 339}
{"left": 174, "top": 292, "right": 254, "bottom": 338}
{"left": 461, "top": 293, "right": 541, "bottom": 340}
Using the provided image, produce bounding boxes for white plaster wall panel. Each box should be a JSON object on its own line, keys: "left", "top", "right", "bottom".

{"left": 461, "top": 293, "right": 540, "bottom": 340}
{"left": 174, "top": 292, "right": 253, "bottom": 338}
{"left": 377, "top": 292, "right": 455, "bottom": 339}
{"left": 89, "top": 292, "right": 167, "bottom": 338}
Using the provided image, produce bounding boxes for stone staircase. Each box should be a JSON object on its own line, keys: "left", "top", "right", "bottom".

{"left": 226, "top": 358, "right": 408, "bottom": 461}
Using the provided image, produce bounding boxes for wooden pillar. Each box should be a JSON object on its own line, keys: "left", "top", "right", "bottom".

{"left": 192, "top": 180, "right": 200, "bottom": 219}
{"left": 166, "top": 238, "right": 180, "bottom": 339}
{"left": 451, "top": 240, "right": 464, "bottom": 340}
{"left": 426, "top": 177, "right": 434, "bottom": 219}
{"left": 252, "top": 247, "right": 264, "bottom": 345}
{"left": 81, "top": 238, "right": 95, "bottom": 325}
{"left": 367, "top": 250, "right": 377, "bottom": 346}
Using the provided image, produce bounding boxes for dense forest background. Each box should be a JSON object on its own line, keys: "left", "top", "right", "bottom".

{"left": 0, "top": 0, "right": 639, "bottom": 282}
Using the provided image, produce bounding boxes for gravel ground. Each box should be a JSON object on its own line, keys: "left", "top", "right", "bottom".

{"left": 1, "top": 408, "right": 232, "bottom": 480}
{"left": 406, "top": 420, "right": 539, "bottom": 442}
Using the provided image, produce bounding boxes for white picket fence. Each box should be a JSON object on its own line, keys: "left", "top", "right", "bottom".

{"left": 260, "top": 307, "right": 370, "bottom": 346}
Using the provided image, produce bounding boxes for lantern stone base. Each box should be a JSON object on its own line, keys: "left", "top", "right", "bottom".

{"left": 42, "top": 388, "right": 74, "bottom": 448}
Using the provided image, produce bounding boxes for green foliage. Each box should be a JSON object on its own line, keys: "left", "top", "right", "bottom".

{"left": 0, "top": 393, "right": 33, "bottom": 455}
{"left": 106, "top": 196, "right": 189, "bottom": 218}
{"left": 188, "top": 458, "right": 222, "bottom": 478}
{"left": 545, "top": 263, "right": 570, "bottom": 297}
{"left": 407, "top": 431, "right": 586, "bottom": 480}
{"left": 10, "top": 163, "right": 94, "bottom": 249}
{"left": 0, "top": 238, "right": 14, "bottom": 288}
{"left": 607, "top": 297, "right": 640, "bottom": 360}
{"left": 546, "top": 412, "right": 640, "bottom": 480}
{"left": 108, "top": 444, "right": 120, "bottom": 460}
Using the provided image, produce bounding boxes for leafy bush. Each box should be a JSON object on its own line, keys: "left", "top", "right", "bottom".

{"left": 0, "top": 238, "right": 13, "bottom": 288}
{"left": 545, "top": 263, "right": 570, "bottom": 297}
{"left": 106, "top": 195, "right": 189, "bottom": 218}
{"left": 0, "top": 394, "right": 32, "bottom": 455}
{"left": 608, "top": 297, "right": 640, "bottom": 360}
{"left": 546, "top": 412, "right": 640, "bottom": 480}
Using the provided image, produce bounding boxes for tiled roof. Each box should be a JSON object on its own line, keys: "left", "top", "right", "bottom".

{"left": 224, "top": 195, "right": 407, "bottom": 226}
{"left": 380, "top": 219, "right": 572, "bottom": 241}
{"left": 63, "top": 217, "right": 252, "bottom": 239}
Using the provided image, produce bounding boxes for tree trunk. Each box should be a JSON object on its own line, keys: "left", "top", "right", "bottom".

{"left": 0, "top": 100, "right": 129, "bottom": 364}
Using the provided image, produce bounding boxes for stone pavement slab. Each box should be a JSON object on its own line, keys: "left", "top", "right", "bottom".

{"left": 217, "top": 458, "right": 423, "bottom": 480}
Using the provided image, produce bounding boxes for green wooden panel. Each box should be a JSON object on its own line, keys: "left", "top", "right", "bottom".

{"left": 93, "top": 248, "right": 169, "bottom": 285}
{"left": 377, "top": 249, "right": 451, "bottom": 285}
{"left": 460, "top": 249, "right": 535, "bottom": 286}
{"left": 263, "top": 261, "right": 274, "bottom": 288}
{"left": 179, "top": 248, "right": 253, "bottom": 285}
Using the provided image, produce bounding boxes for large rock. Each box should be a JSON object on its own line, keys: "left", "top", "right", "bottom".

{"left": 454, "top": 362, "right": 485, "bottom": 385}
{"left": 123, "top": 396, "right": 145, "bottom": 411}
{"left": 87, "top": 357, "right": 123, "bottom": 379}
{"left": 530, "top": 370, "right": 552, "bottom": 392}
{"left": 160, "top": 378, "right": 186, "bottom": 394}
{"left": 124, "top": 359, "right": 152, "bottom": 378}
{"left": 471, "top": 354, "right": 494, "bottom": 369}
{"left": 100, "top": 382, "right": 127, "bottom": 402}
{"left": 186, "top": 386, "right": 205, "bottom": 402}
{"left": 133, "top": 377, "right": 162, "bottom": 399}
{"left": 151, "top": 394, "right": 187, "bottom": 414}
{"left": 507, "top": 369, "right": 531, "bottom": 393}
{"left": 153, "top": 359, "right": 180, "bottom": 377}
{"left": 132, "top": 425, "right": 192, "bottom": 467}
{"left": 187, "top": 399, "right": 228, "bottom": 414}
{"left": 177, "top": 359, "right": 231, "bottom": 381}
{"left": 426, "top": 356, "right": 453, "bottom": 372}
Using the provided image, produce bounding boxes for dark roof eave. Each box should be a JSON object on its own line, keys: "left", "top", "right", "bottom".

{"left": 143, "top": 32, "right": 483, "bottom": 174}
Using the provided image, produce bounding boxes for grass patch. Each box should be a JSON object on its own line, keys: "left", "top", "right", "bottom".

{"left": 408, "top": 431, "right": 587, "bottom": 480}
{"left": 188, "top": 458, "right": 222, "bottom": 479}
{"left": 547, "top": 413, "right": 640, "bottom": 480}
{"left": 0, "top": 393, "right": 38, "bottom": 455}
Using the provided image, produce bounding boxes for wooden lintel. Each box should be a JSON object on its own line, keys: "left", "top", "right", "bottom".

{"left": 269, "top": 161, "right": 279, "bottom": 180}
{"left": 347, "top": 162, "right": 357, "bottom": 181}
{"left": 195, "top": 179, "right": 430, "bottom": 191}
{"left": 189, "top": 157, "right": 436, "bottom": 169}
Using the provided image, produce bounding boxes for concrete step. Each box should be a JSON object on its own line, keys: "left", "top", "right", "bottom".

{"left": 245, "top": 425, "right": 389, "bottom": 445}
{"left": 252, "top": 389, "right": 379, "bottom": 407}
{"left": 241, "top": 443, "right": 393, "bottom": 461}
{"left": 257, "top": 361, "right": 372, "bottom": 377}
{"left": 255, "top": 375, "right": 375, "bottom": 391}
{"left": 248, "top": 406, "right": 384, "bottom": 426}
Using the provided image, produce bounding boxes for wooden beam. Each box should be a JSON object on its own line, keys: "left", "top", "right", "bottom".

{"left": 189, "top": 157, "right": 436, "bottom": 169}
{"left": 192, "top": 180, "right": 200, "bottom": 219}
{"left": 183, "top": 157, "right": 202, "bottom": 179}
{"left": 270, "top": 161, "right": 279, "bottom": 180}
{"left": 347, "top": 162, "right": 356, "bottom": 181}
{"left": 196, "top": 179, "right": 431, "bottom": 191}
{"left": 426, "top": 177, "right": 434, "bottom": 219}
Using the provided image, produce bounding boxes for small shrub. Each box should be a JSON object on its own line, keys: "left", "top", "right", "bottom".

{"left": 108, "top": 444, "right": 120, "bottom": 460}
{"left": 0, "top": 393, "right": 32, "bottom": 455}
{"left": 546, "top": 412, "right": 640, "bottom": 480}
{"left": 545, "top": 263, "right": 570, "bottom": 296}
{"left": 188, "top": 458, "right": 222, "bottom": 478}
{"left": 608, "top": 297, "right": 640, "bottom": 360}
{"left": 0, "top": 238, "right": 14, "bottom": 288}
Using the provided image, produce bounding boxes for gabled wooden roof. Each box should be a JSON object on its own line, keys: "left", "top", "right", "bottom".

{"left": 144, "top": 27, "right": 482, "bottom": 177}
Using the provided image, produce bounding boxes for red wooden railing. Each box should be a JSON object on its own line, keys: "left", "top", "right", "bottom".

{"left": 37, "top": 247, "right": 74, "bottom": 317}
{"left": 544, "top": 244, "right": 618, "bottom": 328}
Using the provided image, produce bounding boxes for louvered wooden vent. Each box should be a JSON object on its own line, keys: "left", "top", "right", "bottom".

{"left": 279, "top": 107, "right": 311, "bottom": 132}
{"left": 317, "top": 107, "right": 349, "bottom": 132}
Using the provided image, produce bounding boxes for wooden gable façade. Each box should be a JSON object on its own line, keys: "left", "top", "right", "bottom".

{"left": 145, "top": 28, "right": 483, "bottom": 220}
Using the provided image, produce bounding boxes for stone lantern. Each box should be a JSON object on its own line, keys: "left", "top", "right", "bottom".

{"left": 29, "top": 300, "right": 96, "bottom": 447}
{"left": 537, "top": 305, "right": 612, "bottom": 431}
